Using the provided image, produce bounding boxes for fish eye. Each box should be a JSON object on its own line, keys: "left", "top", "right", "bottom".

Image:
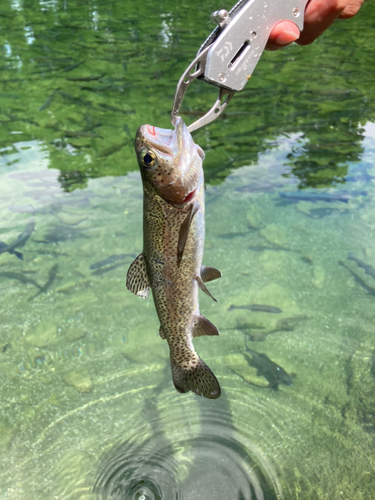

{"left": 141, "top": 150, "right": 156, "bottom": 168}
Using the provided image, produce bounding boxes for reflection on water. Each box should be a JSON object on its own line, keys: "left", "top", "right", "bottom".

{"left": 1, "top": 0, "right": 375, "bottom": 498}
{"left": 0, "top": 0, "right": 374, "bottom": 189}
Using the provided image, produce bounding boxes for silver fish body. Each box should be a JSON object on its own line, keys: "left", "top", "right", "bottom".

{"left": 127, "top": 118, "right": 221, "bottom": 399}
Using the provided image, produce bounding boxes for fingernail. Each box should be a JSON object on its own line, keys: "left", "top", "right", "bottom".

{"left": 274, "top": 30, "right": 300, "bottom": 46}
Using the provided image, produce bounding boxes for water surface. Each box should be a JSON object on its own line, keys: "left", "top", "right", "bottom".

{"left": 1, "top": 1, "right": 375, "bottom": 499}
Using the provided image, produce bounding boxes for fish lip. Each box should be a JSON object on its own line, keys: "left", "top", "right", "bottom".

{"left": 138, "top": 117, "right": 185, "bottom": 152}
{"left": 165, "top": 185, "right": 199, "bottom": 208}
{"left": 147, "top": 125, "right": 156, "bottom": 137}
{"left": 182, "top": 188, "right": 197, "bottom": 203}
{"left": 139, "top": 124, "right": 175, "bottom": 152}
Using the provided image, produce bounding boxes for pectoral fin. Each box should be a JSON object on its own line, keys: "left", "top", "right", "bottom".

{"left": 9, "top": 249, "right": 24, "bottom": 260}
{"left": 177, "top": 203, "right": 199, "bottom": 266}
{"left": 126, "top": 253, "right": 150, "bottom": 299}
{"left": 13, "top": 250, "right": 24, "bottom": 260}
{"left": 192, "top": 315, "right": 219, "bottom": 337}
{"left": 201, "top": 266, "right": 221, "bottom": 283}
{"left": 195, "top": 275, "right": 217, "bottom": 302}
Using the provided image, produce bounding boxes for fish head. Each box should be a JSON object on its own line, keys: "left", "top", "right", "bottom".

{"left": 275, "top": 366, "right": 293, "bottom": 386}
{"left": 135, "top": 117, "right": 205, "bottom": 206}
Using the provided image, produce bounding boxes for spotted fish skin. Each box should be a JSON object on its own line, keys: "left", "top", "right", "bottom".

{"left": 126, "top": 118, "right": 221, "bottom": 399}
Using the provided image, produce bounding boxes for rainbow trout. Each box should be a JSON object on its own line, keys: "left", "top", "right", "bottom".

{"left": 126, "top": 117, "right": 221, "bottom": 399}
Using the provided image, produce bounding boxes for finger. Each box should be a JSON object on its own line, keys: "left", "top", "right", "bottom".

{"left": 297, "top": 0, "right": 347, "bottom": 46}
{"left": 266, "top": 20, "right": 300, "bottom": 51}
{"left": 338, "top": 0, "right": 365, "bottom": 19}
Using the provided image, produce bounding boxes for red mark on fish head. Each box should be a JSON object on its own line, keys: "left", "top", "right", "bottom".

{"left": 147, "top": 125, "right": 156, "bottom": 136}
{"left": 183, "top": 188, "right": 196, "bottom": 203}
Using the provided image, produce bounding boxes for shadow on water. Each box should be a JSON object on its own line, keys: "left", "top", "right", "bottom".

{"left": 94, "top": 390, "right": 283, "bottom": 500}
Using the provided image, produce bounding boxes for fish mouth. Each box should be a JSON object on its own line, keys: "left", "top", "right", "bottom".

{"left": 140, "top": 117, "right": 187, "bottom": 154}
{"left": 147, "top": 125, "right": 156, "bottom": 137}
{"left": 163, "top": 186, "right": 198, "bottom": 207}
{"left": 140, "top": 123, "right": 176, "bottom": 154}
{"left": 182, "top": 188, "right": 197, "bottom": 204}
{"left": 136, "top": 118, "right": 203, "bottom": 205}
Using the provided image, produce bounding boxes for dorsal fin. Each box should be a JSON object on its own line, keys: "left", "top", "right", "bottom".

{"left": 126, "top": 253, "right": 150, "bottom": 299}
{"left": 177, "top": 202, "right": 199, "bottom": 266}
{"left": 192, "top": 315, "right": 219, "bottom": 338}
{"left": 195, "top": 275, "right": 217, "bottom": 302}
{"left": 201, "top": 266, "right": 221, "bottom": 283}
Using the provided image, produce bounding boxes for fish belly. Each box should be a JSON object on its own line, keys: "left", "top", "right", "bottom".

{"left": 143, "top": 191, "right": 220, "bottom": 399}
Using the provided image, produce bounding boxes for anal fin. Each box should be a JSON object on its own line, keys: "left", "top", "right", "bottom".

{"left": 201, "top": 266, "right": 221, "bottom": 283}
{"left": 192, "top": 315, "right": 219, "bottom": 337}
{"left": 195, "top": 275, "right": 217, "bottom": 302}
{"left": 126, "top": 253, "right": 150, "bottom": 299}
{"left": 159, "top": 326, "right": 167, "bottom": 339}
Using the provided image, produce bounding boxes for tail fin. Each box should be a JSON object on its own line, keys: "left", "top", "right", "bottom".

{"left": 171, "top": 358, "right": 221, "bottom": 399}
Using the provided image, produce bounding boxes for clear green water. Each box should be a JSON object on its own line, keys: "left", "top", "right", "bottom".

{"left": 1, "top": 1, "right": 375, "bottom": 499}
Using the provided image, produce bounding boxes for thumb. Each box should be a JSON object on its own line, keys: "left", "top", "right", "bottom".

{"left": 266, "top": 21, "right": 300, "bottom": 51}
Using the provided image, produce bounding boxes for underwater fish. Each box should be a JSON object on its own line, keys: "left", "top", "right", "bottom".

{"left": 0, "top": 271, "right": 42, "bottom": 290}
{"left": 345, "top": 172, "right": 375, "bottom": 183}
{"left": 370, "top": 352, "right": 375, "bottom": 379}
{"left": 127, "top": 117, "right": 221, "bottom": 399}
{"left": 59, "top": 129, "right": 98, "bottom": 138}
{"left": 98, "top": 103, "right": 135, "bottom": 115}
{"left": 1, "top": 343, "right": 11, "bottom": 353}
{"left": 347, "top": 253, "right": 375, "bottom": 281}
{"left": 0, "top": 219, "right": 35, "bottom": 260}
{"left": 0, "top": 242, "right": 23, "bottom": 260}
{"left": 218, "top": 231, "right": 250, "bottom": 239}
{"left": 8, "top": 205, "right": 45, "bottom": 214}
{"left": 244, "top": 315, "right": 308, "bottom": 342}
{"left": 91, "top": 262, "right": 127, "bottom": 276}
{"left": 39, "top": 88, "right": 60, "bottom": 111}
{"left": 244, "top": 347, "right": 292, "bottom": 389}
{"left": 303, "top": 207, "right": 345, "bottom": 219}
{"left": 222, "top": 323, "right": 266, "bottom": 333}
{"left": 235, "top": 182, "right": 283, "bottom": 193}
{"left": 66, "top": 74, "right": 105, "bottom": 82}
{"left": 28, "top": 264, "right": 59, "bottom": 301}
{"left": 339, "top": 261, "right": 375, "bottom": 296}
{"left": 62, "top": 60, "right": 84, "bottom": 72}
{"left": 228, "top": 304, "right": 282, "bottom": 314}
{"left": 33, "top": 224, "right": 89, "bottom": 244}
{"left": 279, "top": 191, "right": 366, "bottom": 204}
{"left": 90, "top": 253, "right": 135, "bottom": 270}
{"left": 248, "top": 244, "right": 298, "bottom": 253}
{"left": 97, "top": 140, "right": 131, "bottom": 158}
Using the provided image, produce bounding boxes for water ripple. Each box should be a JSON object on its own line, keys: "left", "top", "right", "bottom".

{"left": 94, "top": 401, "right": 285, "bottom": 500}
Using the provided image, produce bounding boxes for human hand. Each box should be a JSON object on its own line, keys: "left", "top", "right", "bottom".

{"left": 266, "top": 0, "right": 366, "bottom": 51}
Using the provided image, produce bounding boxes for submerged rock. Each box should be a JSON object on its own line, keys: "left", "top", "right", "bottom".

{"left": 63, "top": 368, "right": 92, "bottom": 392}
{"left": 312, "top": 265, "right": 325, "bottom": 289}
{"left": 0, "top": 362, "right": 19, "bottom": 379}
{"left": 246, "top": 206, "right": 262, "bottom": 228}
{"left": 57, "top": 211, "right": 87, "bottom": 226}
{"left": 0, "top": 419, "right": 13, "bottom": 451}
{"left": 65, "top": 326, "right": 86, "bottom": 342}
{"left": 24, "top": 321, "right": 58, "bottom": 347}
{"left": 260, "top": 224, "right": 287, "bottom": 247}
